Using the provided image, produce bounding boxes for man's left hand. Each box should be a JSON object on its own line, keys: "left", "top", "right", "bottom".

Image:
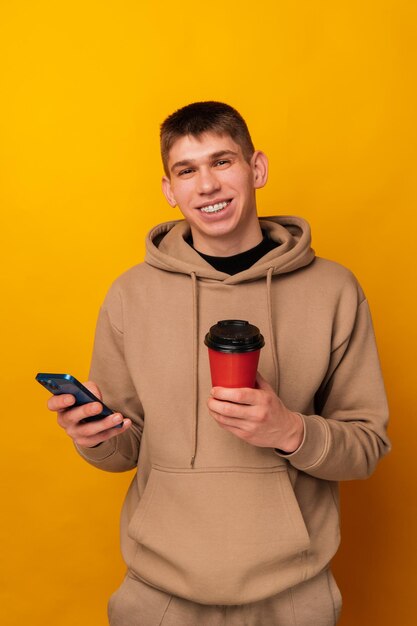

{"left": 207, "top": 372, "right": 304, "bottom": 453}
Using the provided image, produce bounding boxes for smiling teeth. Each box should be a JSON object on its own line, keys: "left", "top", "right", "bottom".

{"left": 200, "top": 201, "right": 229, "bottom": 213}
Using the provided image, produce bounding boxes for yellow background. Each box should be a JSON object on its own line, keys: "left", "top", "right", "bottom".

{"left": 1, "top": 1, "right": 416, "bottom": 624}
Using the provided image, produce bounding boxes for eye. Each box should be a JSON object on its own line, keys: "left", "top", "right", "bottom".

{"left": 178, "top": 168, "right": 194, "bottom": 177}
{"left": 214, "top": 159, "right": 230, "bottom": 168}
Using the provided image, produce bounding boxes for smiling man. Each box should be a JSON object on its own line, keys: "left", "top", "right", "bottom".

{"left": 48, "top": 101, "right": 390, "bottom": 625}
{"left": 161, "top": 132, "right": 267, "bottom": 255}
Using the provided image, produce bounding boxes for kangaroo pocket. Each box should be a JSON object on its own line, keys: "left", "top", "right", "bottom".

{"left": 128, "top": 464, "right": 311, "bottom": 605}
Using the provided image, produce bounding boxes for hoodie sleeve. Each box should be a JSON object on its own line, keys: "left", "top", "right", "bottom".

{"left": 276, "top": 297, "right": 391, "bottom": 481}
{"left": 75, "top": 287, "right": 144, "bottom": 472}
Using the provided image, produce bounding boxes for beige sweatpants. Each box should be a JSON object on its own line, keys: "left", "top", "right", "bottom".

{"left": 108, "top": 568, "right": 342, "bottom": 626}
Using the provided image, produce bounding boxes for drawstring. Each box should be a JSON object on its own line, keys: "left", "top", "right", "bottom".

{"left": 190, "top": 272, "right": 199, "bottom": 467}
{"left": 266, "top": 267, "right": 280, "bottom": 394}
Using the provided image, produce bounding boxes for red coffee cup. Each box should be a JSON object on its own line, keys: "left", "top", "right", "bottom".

{"left": 204, "top": 320, "right": 265, "bottom": 388}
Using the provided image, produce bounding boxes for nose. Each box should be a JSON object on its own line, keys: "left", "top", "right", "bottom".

{"left": 197, "top": 166, "right": 221, "bottom": 195}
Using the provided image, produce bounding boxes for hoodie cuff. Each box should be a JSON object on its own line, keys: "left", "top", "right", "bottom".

{"left": 274, "top": 413, "right": 331, "bottom": 470}
{"left": 74, "top": 437, "right": 117, "bottom": 462}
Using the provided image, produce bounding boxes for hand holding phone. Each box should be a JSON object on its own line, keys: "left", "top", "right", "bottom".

{"left": 36, "top": 373, "right": 131, "bottom": 448}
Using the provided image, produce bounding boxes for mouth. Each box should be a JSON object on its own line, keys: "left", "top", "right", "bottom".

{"left": 198, "top": 199, "right": 232, "bottom": 214}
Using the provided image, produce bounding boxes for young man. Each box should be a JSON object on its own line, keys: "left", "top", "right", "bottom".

{"left": 48, "top": 102, "right": 391, "bottom": 625}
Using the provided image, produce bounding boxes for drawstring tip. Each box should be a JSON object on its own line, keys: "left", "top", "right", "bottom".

{"left": 190, "top": 455, "right": 195, "bottom": 468}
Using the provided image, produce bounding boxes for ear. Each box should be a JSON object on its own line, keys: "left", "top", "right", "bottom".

{"left": 251, "top": 151, "right": 269, "bottom": 189}
{"left": 161, "top": 176, "right": 177, "bottom": 207}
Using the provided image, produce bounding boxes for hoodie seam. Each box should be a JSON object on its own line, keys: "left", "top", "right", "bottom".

{"left": 297, "top": 416, "right": 331, "bottom": 471}
{"left": 75, "top": 436, "right": 119, "bottom": 461}
{"left": 152, "top": 464, "right": 287, "bottom": 474}
{"left": 102, "top": 304, "right": 124, "bottom": 335}
{"left": 330, "top": 298, "right": 367, "bottom": 354}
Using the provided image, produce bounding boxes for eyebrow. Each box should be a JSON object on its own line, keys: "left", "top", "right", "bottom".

{"left": 170, "top": 150, "right": 239, "bottom": 173}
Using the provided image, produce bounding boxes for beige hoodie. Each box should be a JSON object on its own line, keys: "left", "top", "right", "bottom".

{"left": 77, "top": 216, "right": 390, "bottom": 605}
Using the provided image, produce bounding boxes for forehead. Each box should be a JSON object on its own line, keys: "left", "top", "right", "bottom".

{"left": 167, "top": 132, "right": 243, "bottom": 166}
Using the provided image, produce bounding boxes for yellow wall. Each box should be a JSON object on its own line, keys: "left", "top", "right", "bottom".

{"left": 1, "top": 1, "right": 415, "bottom": 624}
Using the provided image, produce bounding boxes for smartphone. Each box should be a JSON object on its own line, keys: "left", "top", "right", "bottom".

{"left": 36, "top": 373, "right": 122, "bottom": 428}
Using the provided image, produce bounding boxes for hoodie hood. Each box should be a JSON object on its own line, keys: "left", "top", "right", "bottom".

{"left": 145, "top": 215, "right": 315, "bottom": 282}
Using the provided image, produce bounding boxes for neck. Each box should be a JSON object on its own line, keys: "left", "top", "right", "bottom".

{"left": 190, "top": 220, "right": 263, "bottom": 257}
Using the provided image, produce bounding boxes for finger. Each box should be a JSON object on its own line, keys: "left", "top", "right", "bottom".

{"left": 47, "top": 381, "right": 102, "bottom": 412}
{"left": 69, "top": 411, "right": 124, "bottom": 439}
{"left": 207, "top": 397, "right": 253, "bottom": 420}
{"left": 75, "top": 418, "right": 132, "bottom": 448}
{"left": 56, "top": 401, "right": 104, "bottom": 428}
{"left": 82, "top": 381, "right": 103, "bottom": 400}
{"left": 255, "top": 372, "right": 273, "bottom": 391}
{"left": 47, "top": 394, "right": 76, "bottom": 411}
{"left": 210, "top": 386, "right": 258, "bottom": 405}
{"left": 209, "top": 409, "right": 247, "bottom": 431}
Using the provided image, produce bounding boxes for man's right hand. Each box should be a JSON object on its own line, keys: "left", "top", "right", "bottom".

{"left": 47, "top": 380, "right": 132, "bottom": 448}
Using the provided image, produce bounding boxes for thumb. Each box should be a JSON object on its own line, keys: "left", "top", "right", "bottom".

{"left": 83, "top": 380, "right": 103, "bottom": 400}
{"left": 255, "top": 371, "right": 273, "bottom": 391}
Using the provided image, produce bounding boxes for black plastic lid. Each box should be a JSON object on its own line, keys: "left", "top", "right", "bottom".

{"left": 204, "top": 320, "right": 265, "bottom": 353}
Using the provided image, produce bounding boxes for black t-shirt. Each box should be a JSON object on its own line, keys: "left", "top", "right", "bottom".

{"left": 188, "top": 230, "right": 279, "bottom": 275}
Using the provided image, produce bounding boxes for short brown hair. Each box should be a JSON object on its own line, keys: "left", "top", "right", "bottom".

{"left": 160, "top": 101, "right": 255, "bottom": 176}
